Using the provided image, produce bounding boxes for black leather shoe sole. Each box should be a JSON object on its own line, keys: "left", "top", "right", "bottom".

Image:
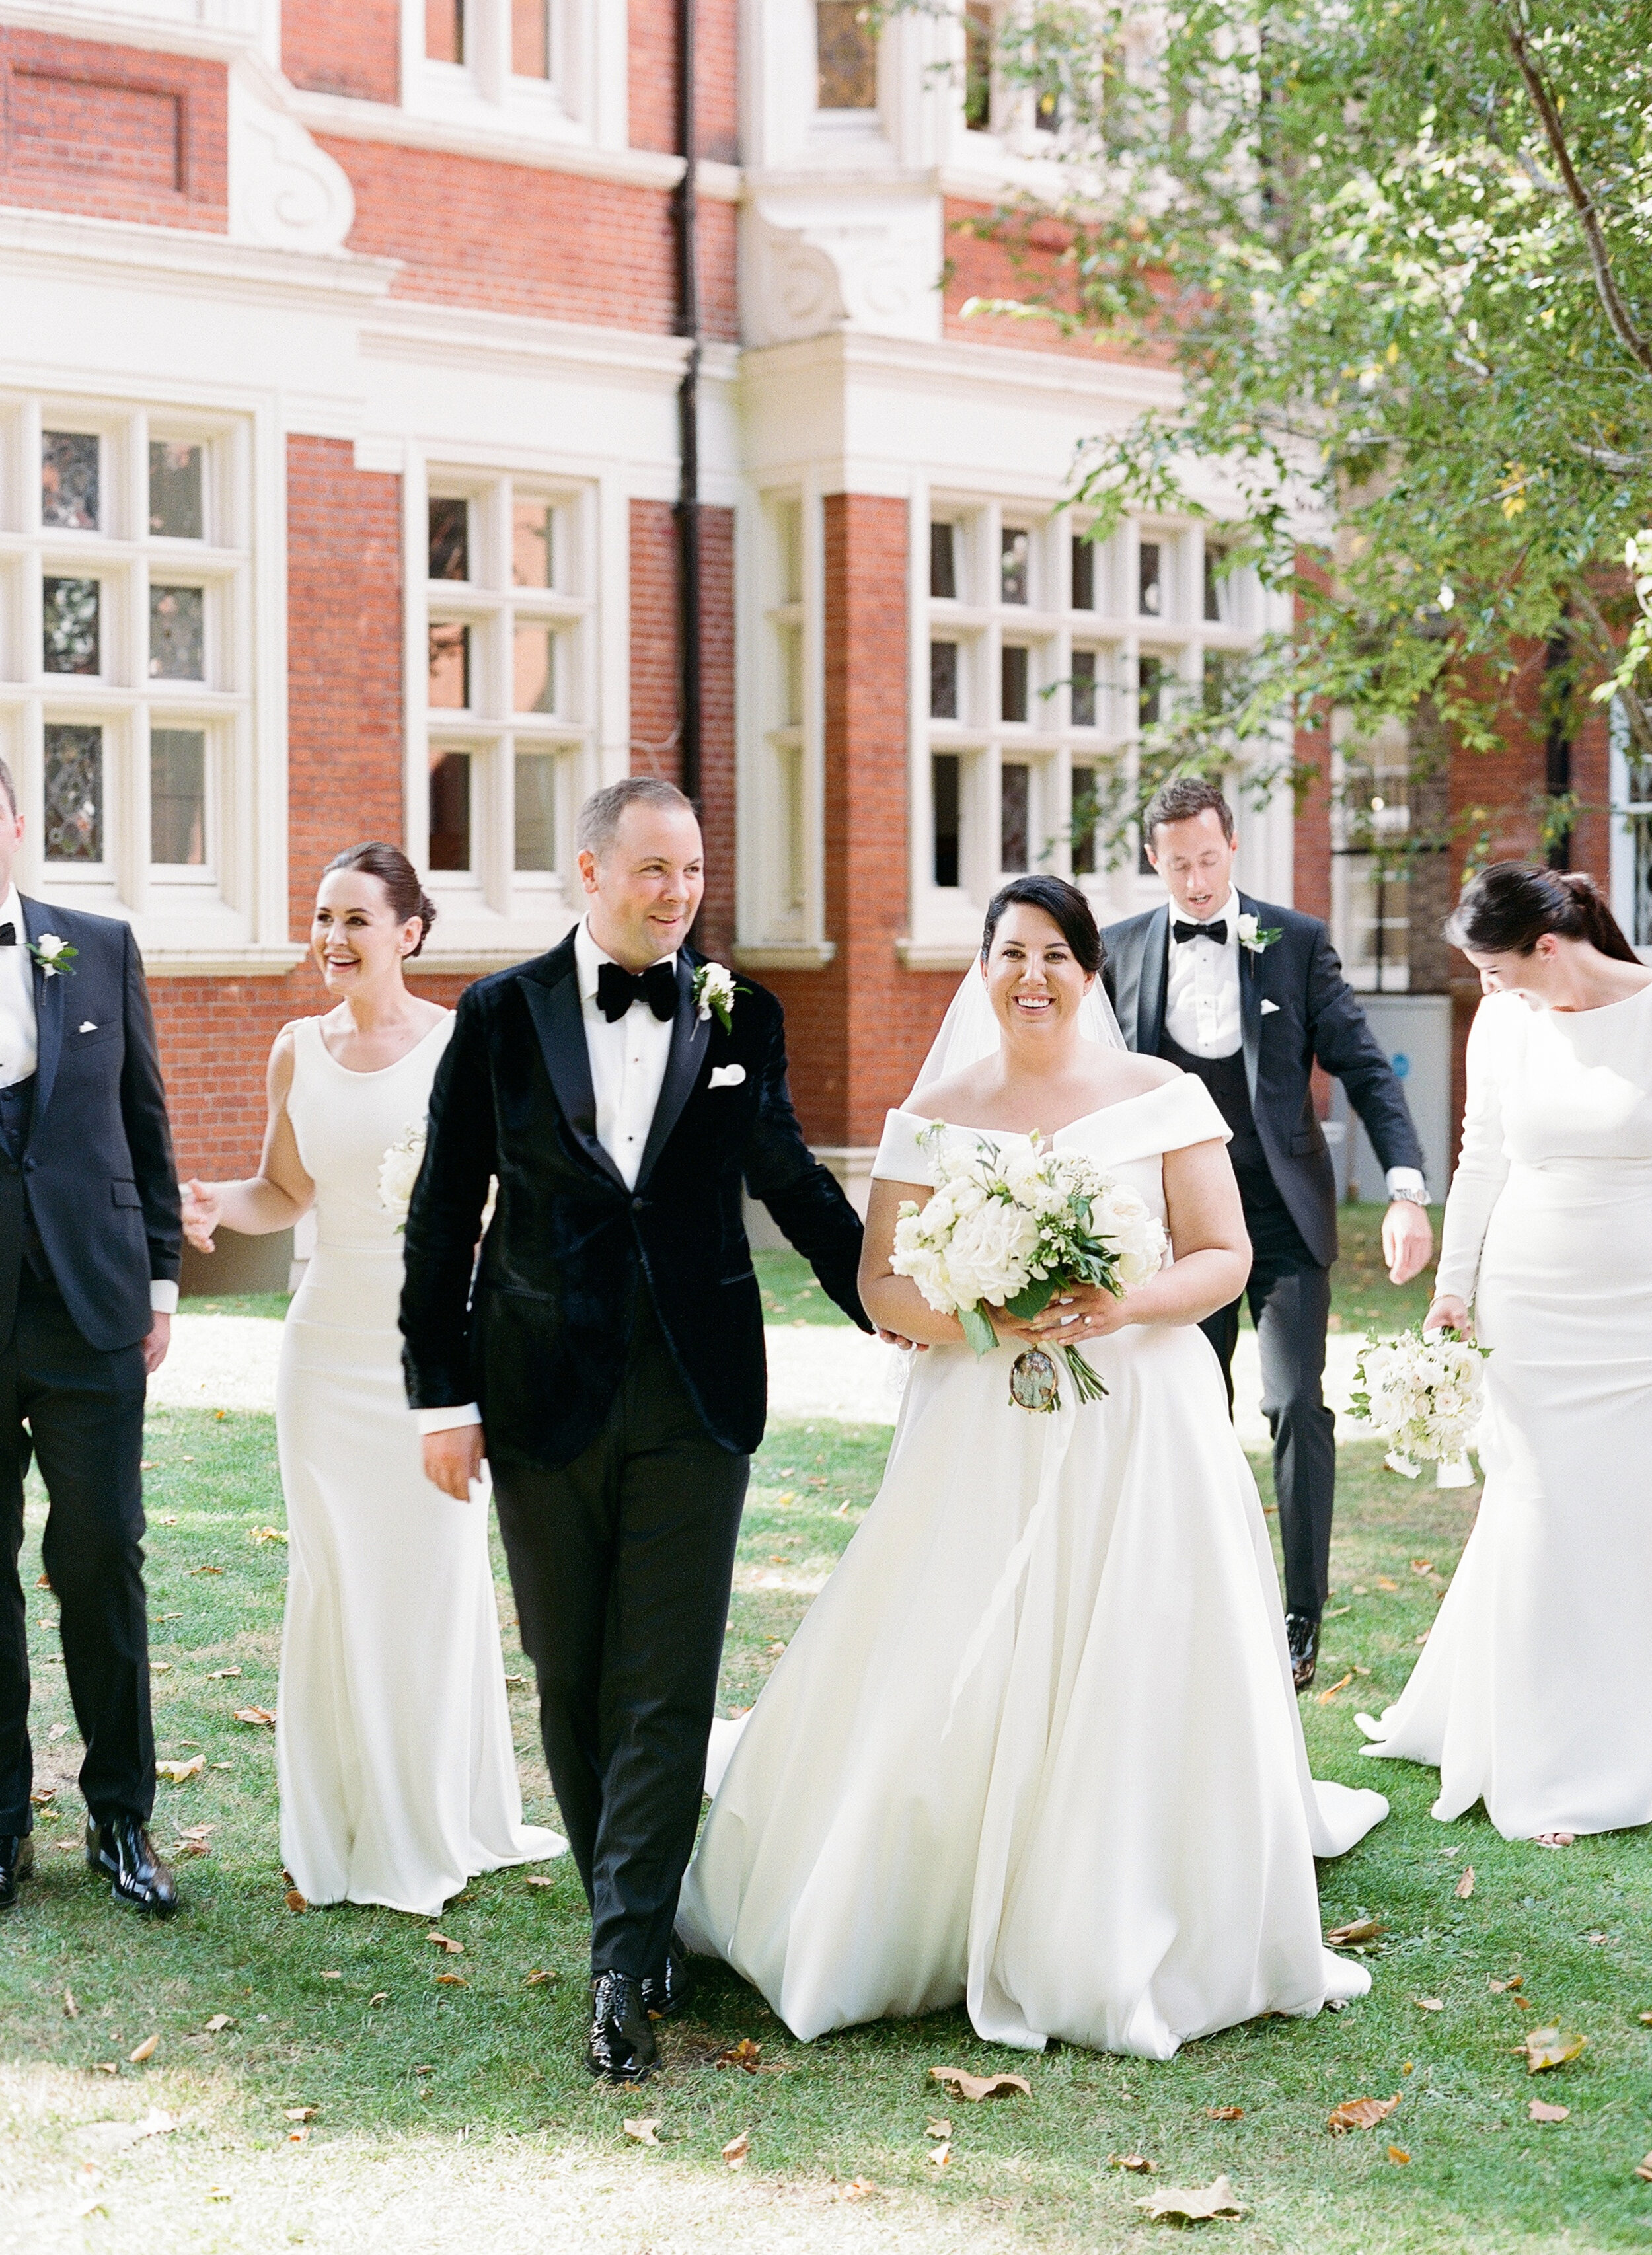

{"left": 583, "top": 2044, "right": 657, "bottom": 2083}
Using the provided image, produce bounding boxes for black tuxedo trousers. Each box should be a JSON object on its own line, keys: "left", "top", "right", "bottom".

{"left": 492, "top": 1290, "right": 748, "bottom": 1981}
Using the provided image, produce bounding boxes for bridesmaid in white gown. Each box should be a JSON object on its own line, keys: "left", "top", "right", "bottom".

{"left": 1359, "top": 864, "right": 1652, "bottom": 1843}
{"left": 679, "top": 877, "right": 1386, "bottom": 2061}
{"left": 182, "top": 844, "right": 562, "bottom": 1915}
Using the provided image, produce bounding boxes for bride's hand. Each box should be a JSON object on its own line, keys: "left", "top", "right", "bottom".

{"left": 1016, "top": 1285, "right": 1133, "bottom": 1345}
{"left": 1424, "top": 1293, "right": 1472, "bottom": 1341}
{"left": 181, "top": 1177, "right": 221, "bottom": 1254}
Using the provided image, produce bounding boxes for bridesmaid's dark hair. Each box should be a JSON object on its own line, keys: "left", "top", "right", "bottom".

{"left": 1445, "top": 861, "right": 1638, "bottom": 965}
{"left": 321, "top": 842, "right": 438, "bottom": 959}
{"left": 981, "top": 875, "right": 1104, "bottom": 977}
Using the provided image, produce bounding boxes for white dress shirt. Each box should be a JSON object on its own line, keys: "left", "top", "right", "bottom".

{"left": 1162, "top": 888, "right": 1427, "bottom": 1202}
{"left": 414, "top": 918, "right": 679, "bottom": 1436}
{"left": 0, "top": 883, "right": 176, "bottom": 1312}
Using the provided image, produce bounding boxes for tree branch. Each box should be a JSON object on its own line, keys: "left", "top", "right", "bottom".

{"left": 1568, "top": 438, "right": 1652, "bottom": 472}
{"left": 1498, "top": 3, "right": 1652, "bottom": 377}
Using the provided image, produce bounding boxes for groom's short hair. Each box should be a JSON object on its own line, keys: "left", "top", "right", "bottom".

{"left": 1143, "top": 776, "right": 1235, "bottom": 844}
{"left": 575, "top": 776, "right": 697, "bottom": 861}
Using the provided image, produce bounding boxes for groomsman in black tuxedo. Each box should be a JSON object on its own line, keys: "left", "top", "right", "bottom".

{"left": 0, "top": 759, "right": 184, "bottom": 1916}
{"left": 402, "top": 776, "right": 870, "bottom": 2082}
{"left": 1103, "top": 779, "right": 1433, "bottom": 1690}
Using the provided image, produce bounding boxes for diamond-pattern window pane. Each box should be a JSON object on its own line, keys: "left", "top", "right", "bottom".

{"left": 515, "top": 751, "right": 556, "bottom": 871}
{"left": 150, "top": 585, "right": 204, "bottom": 679}
{"left": 42, "top": 432, "right": 99, "bottom": 531}
{"left": 43, "top": 578, "right": 100, "bottom": 675}
{"left": 44, "top": 725, "right": 104, "bottom": 862}
{"left": 817, "top": 1, "right": 877, "bottom": 108}
{"left": 149, "top": 443, "right": 203, "bottom": 539}
{"left": 151, "top": 728, "right": 206, "bottom": 864}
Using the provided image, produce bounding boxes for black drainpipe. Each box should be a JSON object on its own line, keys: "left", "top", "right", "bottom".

{"left": 674, "top": 0, "right": 702, "bottom": 805}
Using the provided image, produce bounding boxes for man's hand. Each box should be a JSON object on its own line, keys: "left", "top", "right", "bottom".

{"left": 422, "top": 1424, "right": 485, "bottom": 1501}
{"left": 1382, "top": 1198, "right": 1433, "bottom": 1286}
{"left": 141, "top": 1312, "right": 171, "bottom": 1377}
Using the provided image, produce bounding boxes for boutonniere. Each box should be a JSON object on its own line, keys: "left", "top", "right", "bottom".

{"left": 691, "top": 961, "right": 737, "bottom": 1034}
{"left": 1236, "top": 912, "right": 1282, "bottom": 957}
{"left": 29, "top": 932, "right": 77, "bottom": 979}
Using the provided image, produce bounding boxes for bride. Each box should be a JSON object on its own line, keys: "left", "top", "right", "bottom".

{"left": 677, "top": 876, "right": 1386, "bottom": 2059}
{"left": 182, "top": 842, "right": 562, "bottom": 1916}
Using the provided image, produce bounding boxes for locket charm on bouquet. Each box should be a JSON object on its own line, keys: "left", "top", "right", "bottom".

{"left": 1009, "top": 1347, "right": 1061, "bottom": 1414}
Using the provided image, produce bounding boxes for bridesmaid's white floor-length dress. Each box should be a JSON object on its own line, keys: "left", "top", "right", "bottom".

{"left": 276, "top": 1015, "right": 564, "bottom": 1915}
{"left": 678, "top": 1077, "right": 1387, "bottom": 2061}
{"left": 1359, "top": 985, "right": 1652, "bottom": 1839}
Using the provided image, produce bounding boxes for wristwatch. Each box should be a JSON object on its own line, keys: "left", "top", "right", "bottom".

{"left": 1387, "top": 1184, "right": 1430, "bottom": 1208}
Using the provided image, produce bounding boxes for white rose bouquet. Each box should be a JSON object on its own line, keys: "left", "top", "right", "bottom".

{"left": 377, "top": 1121, "right": 426, "bottom": 1232}
{"left": 891, "top": 1126, "right": 1166, "bottom": 1412}
{"left": 1349, "top": 1323, "right": 1489, "bottom": 1486}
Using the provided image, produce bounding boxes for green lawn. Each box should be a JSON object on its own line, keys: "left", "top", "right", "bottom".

{"left": 7, "top": 1227, "right": 1649, "bottom": 2252}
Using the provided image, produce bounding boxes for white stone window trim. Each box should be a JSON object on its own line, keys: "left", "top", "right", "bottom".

{"left": 1608, "top": 694, "right": 1652, "bottom": 960}
{"left": 0, "top": 385, "right": 297, "bottom": 977}
{"left": 734, "top": 480, "right": 834, "bottom": 971}
{"left": 404, "top": 447, "right": 615, "bottom": 973}
{"left": 399, "top": 0, "right": 626, "bottom": 150}
{"left": 1329, "top": 716, "right": 1414, "bottom": 995}
{"left": 902, "top": 488, "right": 1267, "bottom": 970}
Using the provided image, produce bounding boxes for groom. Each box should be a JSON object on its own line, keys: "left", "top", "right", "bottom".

{"left": 1103, "top": 780, "right": 1433, "bottom": 1691}
{"left": 401, "top": 776, "right": 870, "bottom": 2082}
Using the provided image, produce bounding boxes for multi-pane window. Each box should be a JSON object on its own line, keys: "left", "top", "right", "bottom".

{"left": 1332, "top": 726, "right": 1413, "bottom": 991}
{"left": 1609, "top": 696, "right": 1652, "bottom": 955}
{"left": 418, "top": 0, "right": 573, "bottom": 116}
{"left": 817, "top": 2, "right": 878, "bottom": 110}
{"left": 920, "top": 505, "right": 1256, "bottom": 914}
{"left": 0, "top": 403, "right": 244, "bottom": 912}
{"left": 416, "top": 470, "right": 591, "bottom": 920}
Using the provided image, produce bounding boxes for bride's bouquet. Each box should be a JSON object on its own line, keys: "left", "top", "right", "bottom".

{"left": 890, "top": 1125, "right": 1166, "bottom": 1413}
{"left": 1349, "top": 1324, "right": 1488, "bottom": 1487}
{"left": 377, "top": 1121, "right": 426, "bottom": 1232}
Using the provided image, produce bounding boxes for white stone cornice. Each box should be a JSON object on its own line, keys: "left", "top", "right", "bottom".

{"left": 358, "top": 301, "right": 740, "bottom": 390}
{"left": 0, "top": 202, "right": 399, "bottom": 307}
{"left": 740, "top": 325, "right": 1185, "bottom": 414}
{"left": 0, "top": 0, "right": 260, "bottom": 64}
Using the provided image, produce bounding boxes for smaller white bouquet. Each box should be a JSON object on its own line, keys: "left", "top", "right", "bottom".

{"left": 377, "top": 1121, "right": 426, "bottom": 1232}
{"left": 1349, "top": 1323, "right": 1488, "bottom": 1487}
{"left": 891, "top": 1126, "right": 1166, "bottom": 1413}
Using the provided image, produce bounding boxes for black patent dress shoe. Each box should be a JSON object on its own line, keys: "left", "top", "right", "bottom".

{"left": 0, "top": 1833, "right": 34, "bottom": 1909}
{"left": 85, "top": 1815, "right": 179, "bottom": 1917}
{"left": 641, "top": 1946, "right": 695, "bottom": 2021}
{"left": 585, "top": 1971, "right": 659, "bottom": 2082}
{"left": 1285, "top": 1611, "right": 1320, "bottom": 1693}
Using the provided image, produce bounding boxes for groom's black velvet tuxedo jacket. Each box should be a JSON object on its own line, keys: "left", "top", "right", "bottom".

{"left": 1102, "top": 893, "right": 1425, "bottom": 1269}
{"left": 400, "top": 933, "right": 870, "bottom": 1471}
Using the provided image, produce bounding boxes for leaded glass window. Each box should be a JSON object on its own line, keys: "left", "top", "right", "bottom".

{"left": 44, "top": 725, "right": 104, "bottom": 863}
{"left": 1139, "top": 541, "right": 1162, "bottom": 616}
{"left": 149, "top": 443, "right": 203, "bottom": 540}
{"left": 151, "top": 729, "right": 206, "bottom": 864}
{"left": 1071, "top": 648, "right": 1098, "bottom": 727}
{"left": 817, "top": 2, "right": 876, "bottom": 109}
{"left": 42, "top": 432, "right": 98, "bottom": 532}
{"left": 43, "top": 579, "right": 100, "bottom": 675}
{"left": 150, "top": 586, "right": 204, "bottom": 680}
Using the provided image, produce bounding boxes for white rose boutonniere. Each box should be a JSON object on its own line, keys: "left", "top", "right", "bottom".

{"left": 29, "top": 932, "right": 77, "bottom": 979}
{"left": 692, "top": 961, "right": 737, "bottom": 1034}
{"left": 1236, "top": 912, "right": 1283, "bottom": 957}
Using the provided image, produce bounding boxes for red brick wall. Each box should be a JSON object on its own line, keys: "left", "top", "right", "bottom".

{"left": 282, "top": 0, "right": 401, "bottom": 105}
{"left": 944, "top": 199, "right": 1173, "bottom": 365}
{"left": 322, "top": 141, "right": 739, "bottom": 341}
{"left": 629, "top": 0, "right": 739, "bottom": 165}
{"left": 0, "top": 30, "right": 227, "bottom": 231}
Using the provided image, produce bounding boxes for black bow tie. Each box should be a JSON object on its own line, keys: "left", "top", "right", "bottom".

{"left": 595, "top": 958, "right": 677, "bottom": 1024}
{"left": 0, "top": 924, "right": 13, "bottom": 946}
{"left": 1172, "top": 918, "right": 1227, "bottom": 946}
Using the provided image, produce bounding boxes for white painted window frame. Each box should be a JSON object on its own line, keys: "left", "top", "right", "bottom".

{"left": 1608, "top": 693, "right": 1652, "bottom": 959}
{"left": 400, "top": 0, "right": 624, "bottom": 147}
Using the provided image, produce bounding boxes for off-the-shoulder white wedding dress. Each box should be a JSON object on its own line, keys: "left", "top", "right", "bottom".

{"left": 677, "top": 1076, "right": 1386, "bottom": 2060}
{"left": 276, "top": 1014, "right": 564, "bottom": 1916}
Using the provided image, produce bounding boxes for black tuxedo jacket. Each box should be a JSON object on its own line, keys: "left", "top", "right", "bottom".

{"left": 1101, "top": 894, "right": 1425, "bottom": 1269}
{"left": 399, "top": 934, "right": 870, "bottom": 1471}
{"left": 3, "top": 896, "right": 181, "bottom": 1350}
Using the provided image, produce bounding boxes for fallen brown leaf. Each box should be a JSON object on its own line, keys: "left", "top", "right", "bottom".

{"left": 283, "top": 2106, "right": 319, "bottom": 2122}
{"left": 1388, "top": 2145, "right": 1411, "bottom": 2164}
{"left": 285, "top": 1889, "right": 307, "bottom": 1913}
{"left": 1376, "top": 1576, "right": 1399, "bottom": 1590}
{"left": 926, "top": 2118, "right": 952, "bottom": 2139}
{"left": 622, "top": 2117, "right": 660, "bottom": 2145}
{"left": 1325, "top": 1917, "right": 1384, "bottom": 1947}
{"left": 77, "top": 2107, "right": 178, "bottom": 2151}
{"left": 927, "top": 2141, "right": 951, "bottom": 2170}
{"left": 1456, "top": 1866, "right": 1476, "bottom": 1899}
{"left": 287, "top": 2126, "right": 309, "bottom": 2145}
{"left": 524, "top": 1875, "right": 556, "bottom": 1889}
{"left": 1134, "top": 2175, "right": 1246, "bottom": 2222}
{"left": 930, "top": 2064, "right": 1032, "bottom": 2102}
{"left": 722, "top": 2132, "right": 749, "bottom": 2167}
{"left": 63, "top": 1988, "right": 77, "bottom": 2019}
{"left": 1207, "top": 2106, "right": 1243, "bottom": 2122}
{"left": 1490, "top": 1976, "right": 1524, "bottom": 1993}
{"left": 426, "top": 1932, "right": 464, "bottom": 1954}
{"left": 1410, "top": 1558, "right": 1434, "bottom": 1574}
{"left": 204, "top": 2015, "right": 233, "bottom": 2033}
{"left": 1415, "top": 1997, "right": 1445, "bottom": 2013}
{"left": 1529, "top": 2100, "right": 1569, "bottom": 2123}
{"left": 249, "top": 1527, "right": 288, "bottom": 1545}
{"left": 30, "top": 1786, "right": 56, "bottom": 1806}
{"left": 523, "top": 1969, "right": 553, "bottom": 1987}
{"left": 1636, "top": 2154, "right": 1652, "bottom": 2183}
{"left": 1639, "top": 2010, "right": 1652, "bottom": 2025}
{"left": 840, "top": 2178, "right": 878, "bottom": 2200}
{"left": 233, "top": 1707, "right": 277, "bottom": 1728}
{"left": 434, "top": 1971, "right": 467, "bottom": 1986}
{"left": 1328, "top": 2095, "right": 1401, "bottom": 2134}
{"left": 128, "top": 2035, "right": 159, "bottom": 2064}
{"left": 369, "top": 1993, "right": 389, "bottom": 2007}
{"left": 1316, "top": 1672, "right": 1355, "bottom": 1704}
{"left": 1585, "top": 1930, "right": 1609, "bottom": 1946}
{"left": 1522, "top": 2027, "right": 1587, "bottom": 2073}
{"left": 206, "top": 2186, "right": 231, "bottom": 2201}
{"left": 89, "top": 2062, "right": 118, "bottom": 2075}
{"left": 207, "top": 1668, "right": 242, "bottom": 1681}
{"left": 190, "top": 1565, "right": 224, "bottom": 1576}
{"left": 1111, "top": 2153, "right": 1156, "bottom": 2172}
{"left": 155, "top": 1756, "right": 205, "bottom": 1784}
{"left": 319, "top": 1970, "right": 341, "bottom": 1981}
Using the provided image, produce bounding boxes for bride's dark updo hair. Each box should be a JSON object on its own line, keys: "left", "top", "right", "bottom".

{"left": 321, "top": 841, "right": 438, "bottom": 958}
{"left": 1445, "top": 861, "right": 1637, "bottom": 965}
{"left": 981, "top": 875, "right": 1104, "bottom": 977}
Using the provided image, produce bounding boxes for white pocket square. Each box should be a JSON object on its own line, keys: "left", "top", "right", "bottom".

{"left": 78, "top": 1019, "right": 98, "bottom": 1033}
{"left": 708, "top": 1063, "right": 746, "bottom": 1089}
{"left": 1259, "top": 998, "right": 1280, "bottom": 1016}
